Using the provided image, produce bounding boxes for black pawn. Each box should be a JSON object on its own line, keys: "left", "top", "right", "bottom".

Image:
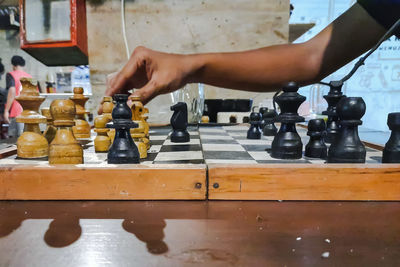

{"left": 259, "top": 107, "right": 269, "bottom": 128}
{"left": 262, "top": 109, "right": 278, "bottom": 136}
{"left": 322, "top": 81, "right": 346, "bottom": 143}
{"left": 271, "top": 82, "right": 306, "bottom": 159}
{"left": 327, "top": 97, "right": 366, "bottom": 163}
{"left": 382, "top": 112, "right": 400, "bottom": 163}
{"left": 305, "top": 119, "right": 327, "bottom": 159}
{"left": 107, "top": 94, "right": 140, "bottom": 164}
{"left": 247, "top": 109, "right": 262, "bottom": 139}
{"left": 170, "top": 102, "right": 190, "bottom": 143}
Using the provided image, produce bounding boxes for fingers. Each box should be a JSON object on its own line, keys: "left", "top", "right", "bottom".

{"left": 131, "top": 79, "right": 162, "bottom": 105}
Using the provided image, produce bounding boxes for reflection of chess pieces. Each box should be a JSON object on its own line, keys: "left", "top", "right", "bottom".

{"left": 70, "top": 87, "right": 90, "bottom": 139}
{"left": 16, "top": 78, "right": 48, "bottom": 158}
{"left": 49, "top": 99, "right": 83, "bottom": 164}
{"left": 41, "top": 108, "right": 57, "bottom": 144}
{"left": 94, "top": 115, "right": 111, "bottom": 152}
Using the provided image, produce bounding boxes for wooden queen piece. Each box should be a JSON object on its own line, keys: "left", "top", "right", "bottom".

{"left": 16, "top": 78, "right": 48, "bottom": 158}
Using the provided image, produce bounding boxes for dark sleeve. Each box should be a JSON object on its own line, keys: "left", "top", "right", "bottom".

{"left": 358, "top": 0, "right": 400, "bottom": 37}
{"left": 5, "top": 73, "right": 15, "bottom": 90}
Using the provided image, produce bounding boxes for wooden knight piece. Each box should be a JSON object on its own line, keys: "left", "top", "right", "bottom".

{"left": 70, "top": 87, "right": 90, "bottom": 139}
{"left": 49, "top": 99, "right": 83, "bottom": 164}
{"left": 16, "top": 78, "right": 48, "bottom": 158}
{"left": 130, "top": 96, "right": 150, "bottom": 149}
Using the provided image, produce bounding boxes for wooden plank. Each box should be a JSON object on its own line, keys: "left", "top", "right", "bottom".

{"left": 208, "top": 164, "right": 400, "bottom": 200}
{"left": 0, "top": 145, "right": 17, "bottom": 159}
{"left": 0, "top": 164, "right": 206, "bottom": 200}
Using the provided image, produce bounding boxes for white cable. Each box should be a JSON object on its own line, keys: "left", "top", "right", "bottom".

{"left": 121, "top": 0, "right": 130, "bottom": 59}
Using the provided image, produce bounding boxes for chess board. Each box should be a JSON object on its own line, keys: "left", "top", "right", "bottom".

{"left": 200, "top": 124, "right": 382, "bottom": 164}
{"left": 0, "top": 124, "right": 399, "bottom": 201}
{"left": 0, "top": 126, "right": 203, "bottom": 166}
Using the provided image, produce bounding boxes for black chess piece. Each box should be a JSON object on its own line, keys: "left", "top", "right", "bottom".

{"left": 327, "top": 97, "right": 366, "bottom": 163}
{"left": 262, "top": 109, "right": 278, "bottom": 136}
{"left": 305, "top": 119, "right": 327, "bottom": 159}
{"left": 382, "top": 112, "right": 400, "bottom": 163}
{"left": 170, "top": 102, "right": 190, "bottom": 143}
{"left": 322, "top": 81, "right": 346, "bottom": 143}
{"left": 259, "top": 107, "right": 269, "bottom": 128}
{"left": 247, "top": 107, "right": 262, "bottom": 139}
{"left": 107, "top": 94, "right": 140, "bottom": 164}
{"left": 271, "top": 82, "right": 306, "bottom": 159}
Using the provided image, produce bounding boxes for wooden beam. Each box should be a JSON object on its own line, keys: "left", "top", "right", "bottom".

{"left": 0, "top": 164, "right": 206, "bottom": 200}
{"left": 208, "top": 164, "right": 400, "bottom": 200}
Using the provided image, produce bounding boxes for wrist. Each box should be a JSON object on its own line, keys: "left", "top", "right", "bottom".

{"left": 183, "top": 54, "right": 208, "bottom": 84}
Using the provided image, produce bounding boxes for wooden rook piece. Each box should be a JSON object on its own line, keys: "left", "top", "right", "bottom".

{"left": 262, "top": 109, "right": 278, "bottom": 136}
{"left": 327, "top": 97, "right": 366, "bottom": 163}
{"left": 305, "top": 119, "right": 327, "bottom": 159}
{"left": 271, "top": 82, "right": 306, "bottom": 159}
{"left": 70, "top": 87, "right": 91, "bottom": 139}
{"left": 322, "top": 81, "right": 346, "bottom": 143}
{"left": 16, "top": 78, "right": 48, "bottom": 158}
{"left": 382, "top": 112, "right": 400, "bottom": 163}
{"left": 247, "top": 107, "right": 262, "bottom": 139}
{"left": 49, "top": 99, "right": 83, "bottom": 164}
{"left": 107, "top": 94, "right": 140, "bottom": 164}
{"left": 41, "top": 108, "right": 57, "bottom": 144}
{"left": 170, "top": 102, "right": 190, "bottom": 143}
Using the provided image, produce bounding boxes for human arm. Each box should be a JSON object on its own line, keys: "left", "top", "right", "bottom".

{"left": 105, "top": 3, "right": 386, "bottom": 106}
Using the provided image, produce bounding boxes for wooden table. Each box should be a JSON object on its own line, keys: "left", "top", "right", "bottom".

{"left": 0, "top": 200, "right": 399, "bottom": 266}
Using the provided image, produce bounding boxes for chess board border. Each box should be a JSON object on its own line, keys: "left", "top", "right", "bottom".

{"left": 1, "top": 124, "right": 400, "bottom": 201}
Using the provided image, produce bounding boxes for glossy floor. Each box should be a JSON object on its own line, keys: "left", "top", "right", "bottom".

{"left": 0, "top": 201, "right": 399, "bottom": 266}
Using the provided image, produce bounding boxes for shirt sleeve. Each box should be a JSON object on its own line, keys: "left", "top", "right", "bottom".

{"left": 358, "top": 0, "right": 400, "bottom": 38}
{"left": 5, "top": 73, "right": 15, "bottom": 90}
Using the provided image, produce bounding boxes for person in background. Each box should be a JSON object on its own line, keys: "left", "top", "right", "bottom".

{"left": 0, "top": 59, "right": 5, "bottom": 120}
{"left": 3, "top": 55, "right": 32, "bottom": 138}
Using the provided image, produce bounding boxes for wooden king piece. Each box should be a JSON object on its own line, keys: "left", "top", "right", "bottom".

{"left": 16, "top": 78, "right": 48, "bottom": 158}
{"left": 49, "top": 99, "right": 83, "bottom": 164}
{"left": 70, "top": 87, "right": 91, "bottom": 139}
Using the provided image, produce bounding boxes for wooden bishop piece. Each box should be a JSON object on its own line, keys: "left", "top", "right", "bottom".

{"left": 70, "top": 87, "right": 91, "bottom": 139}
{"left": 16, "top": 78, "right": 48, "bottom": 158}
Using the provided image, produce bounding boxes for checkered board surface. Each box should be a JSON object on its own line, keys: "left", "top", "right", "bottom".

{"left": 199, "top": 124, "right": 383, "bottom": 164}
{"left": 0, "top": 125, "right": 383, "bottom": 166}
{"left": 0, "top": 126, "right": 203, "bottom": 166}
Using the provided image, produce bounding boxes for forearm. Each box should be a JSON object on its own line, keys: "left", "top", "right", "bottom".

{"left": 5, "top": 87, "right": 15, "bottom": 112}
{"left": 187, "top": 3, "right": 386, "bottom": 92}
{"left": 188, "top": 43, "right": 319, "bottom": 92}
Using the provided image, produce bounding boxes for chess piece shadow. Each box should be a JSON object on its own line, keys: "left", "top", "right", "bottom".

{"left": 122, "top": 218, "right": 168, "bottom": 254}
{"left": 0, "top": 211, "right": 25, "bottom": 238}
{"left": 44, "top": 216, "right": 82, "bottom": 248}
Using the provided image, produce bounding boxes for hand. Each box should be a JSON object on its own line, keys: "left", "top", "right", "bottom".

{"left": 105, "top": 46, "right": 196, "bottom": 105}
{"left": 3, "top": 110, "right": 9, "bottom": 123}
